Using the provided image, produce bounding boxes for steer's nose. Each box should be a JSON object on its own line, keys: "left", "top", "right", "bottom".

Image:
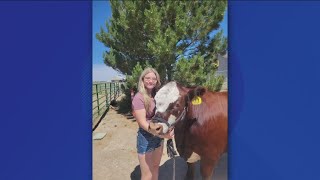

{"left": 149, "top": 121, "right": 163, "bottom": 135}
{"left": 155, "top": 124, "right": 163, "bottom": 133}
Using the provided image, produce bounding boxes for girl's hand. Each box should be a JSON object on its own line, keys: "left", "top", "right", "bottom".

{"left": 160, "top": 129, "right": 174, "bottom": 139}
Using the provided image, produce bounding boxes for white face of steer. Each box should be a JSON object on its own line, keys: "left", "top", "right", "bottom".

{"left": 152, "top": 81, "right": 180, "bottom": 134}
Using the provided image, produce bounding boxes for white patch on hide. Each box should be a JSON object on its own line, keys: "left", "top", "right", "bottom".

{"left": 155, "top": 81, "right": 180, "bottom": 113}
{"left": 187, "top": 152, "right": 201, "bottom": 163}
{"left": 168, "top": 114, "right": 176, "bottom": 126}
{"left": 158, "top": 123, "right": 169, "bottom": 134}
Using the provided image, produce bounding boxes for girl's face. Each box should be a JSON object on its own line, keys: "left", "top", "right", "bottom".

{"left": 143, "top": 72, "right": 157, "bottom": 91}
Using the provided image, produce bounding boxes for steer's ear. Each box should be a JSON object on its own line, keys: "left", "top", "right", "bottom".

{"left": 185, "top": 87, "right": 206, "bottom": 104}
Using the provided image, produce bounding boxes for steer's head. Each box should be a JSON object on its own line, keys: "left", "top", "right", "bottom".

{"left": 149, "top": 81, "right": 188, "bottom": 136}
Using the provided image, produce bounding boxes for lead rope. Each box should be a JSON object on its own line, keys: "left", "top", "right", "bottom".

{"left": 166, "top": 138, "right": 177, "bottom": 180}
{"left": 173, "top": 155, "right": 175, "bottom": 180}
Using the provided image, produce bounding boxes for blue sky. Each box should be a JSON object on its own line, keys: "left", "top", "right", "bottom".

{"left": 92, "top": 1, "right": 116, "bottom": 82}
{"left": 92, "top": 1, "right": 228, "bottom": 81}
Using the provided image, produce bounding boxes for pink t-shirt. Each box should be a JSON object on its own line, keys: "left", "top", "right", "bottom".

{"left": 132, "top": 92, "right": 155, "bottom": 121}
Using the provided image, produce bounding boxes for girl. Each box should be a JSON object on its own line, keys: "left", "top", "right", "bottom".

{"left": 132, "top": 67, "right": 174, "bottom": 180}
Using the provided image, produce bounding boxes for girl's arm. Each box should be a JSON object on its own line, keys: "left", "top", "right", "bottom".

{"left": 133, "top": 109, "right": 150, "bottom": 131}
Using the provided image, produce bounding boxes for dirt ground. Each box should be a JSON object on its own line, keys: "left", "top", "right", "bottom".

{"left": 93, "top": 107, "right": 228, "bottom": 180}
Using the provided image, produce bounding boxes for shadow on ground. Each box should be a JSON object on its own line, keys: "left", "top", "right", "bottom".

{"left": 130, "top": 157, "right": 187, "bottom": 180}
{"left": 130, "top": 154, "right": 227, "bottom": 180}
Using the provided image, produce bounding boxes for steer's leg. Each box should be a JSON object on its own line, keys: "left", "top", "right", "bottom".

{"left": 185, "top": 162, "right": 195, "bottom": 180}
{"left": 200, "top": 159, "right": 215, "bottom": 180}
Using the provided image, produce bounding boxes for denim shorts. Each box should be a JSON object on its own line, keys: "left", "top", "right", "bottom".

{"left": 137, "top": 128, "right": 163, "bottom": 154}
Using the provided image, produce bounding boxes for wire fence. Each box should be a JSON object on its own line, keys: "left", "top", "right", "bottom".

{"left": 92, "top": 82, "right": 123, "bottom": 126}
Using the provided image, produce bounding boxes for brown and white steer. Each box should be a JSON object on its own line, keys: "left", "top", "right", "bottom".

{"left": 149, "top": 81, "right": 227, "bottom": 180}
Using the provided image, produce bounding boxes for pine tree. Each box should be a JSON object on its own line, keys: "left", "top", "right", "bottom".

{"left": 96, "top": 0, "right": 228, "bottom": 85}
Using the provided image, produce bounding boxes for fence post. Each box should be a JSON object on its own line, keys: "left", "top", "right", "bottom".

{"left": 105, "top": 83, "right": 108, "bottom": 107}
{"left": 118, "top": 83, "right": 120, "bottom": 96}
{"left": 117, "top": 83, "right": 119, "bottom": 98}
{"left": 95, "top": 84, "right": 100, "bottom": 116}
{"left": 114, "top": 83, "right": 116, "bottom": 99}
{"left": 109, "top": 83, "right": 112, "bottom": 103}
{"left": 118, "top": 83, "right": 121, "bottom": 96}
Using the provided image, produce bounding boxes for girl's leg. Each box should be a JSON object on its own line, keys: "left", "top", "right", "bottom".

{"left": 138, "top": 142, "right": 164, "bottom": 180}
{"left": 151, "top": 142, "right": 164, "bottom": 180}
{"left": 138, "top": 152, "right": 153, "bottom": 180}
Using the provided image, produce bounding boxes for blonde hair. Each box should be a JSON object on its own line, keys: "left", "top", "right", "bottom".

{"left": 138, "top": 67, "right": 161, "bottom": 113}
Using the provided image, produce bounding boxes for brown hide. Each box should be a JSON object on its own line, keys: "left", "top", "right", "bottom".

{"left": 174, "top": 88, "right": 228, "bottom": 164}
{"left": 150, "top": 82, "right": 228, "bottom": 179}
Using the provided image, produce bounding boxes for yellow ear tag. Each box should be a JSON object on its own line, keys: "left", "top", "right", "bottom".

{"left": 191, "top": 96, "right": 202, "bottom": 105}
